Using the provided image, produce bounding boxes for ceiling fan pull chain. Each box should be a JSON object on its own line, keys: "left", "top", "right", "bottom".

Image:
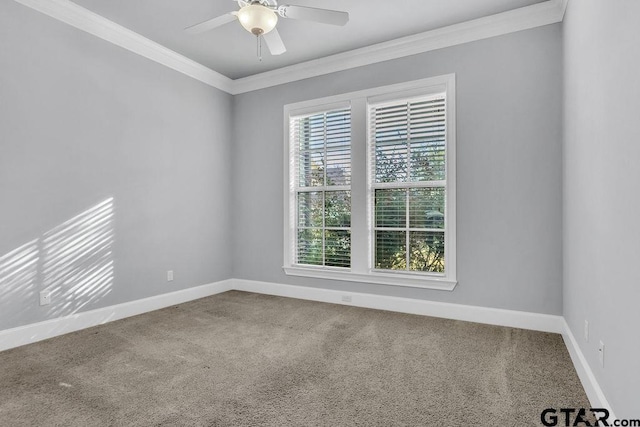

{"left": 257, "top": 34, "right": 263, "bottom": 61}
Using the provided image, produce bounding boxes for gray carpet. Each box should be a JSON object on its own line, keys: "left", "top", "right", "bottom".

{"left": 0, "top": 291, "right": 590, "bottom": 426}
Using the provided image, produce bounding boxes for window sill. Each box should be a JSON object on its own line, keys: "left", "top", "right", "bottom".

{"left": 283, "top": 266, "right": 457, "bottom": 291}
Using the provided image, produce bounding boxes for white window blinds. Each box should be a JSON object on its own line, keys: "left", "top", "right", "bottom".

{"left": 370, "top": 95, "right": 447, "bottom": 274}
{"left": 291, "top": 108, "right": 352, "bottom": 268}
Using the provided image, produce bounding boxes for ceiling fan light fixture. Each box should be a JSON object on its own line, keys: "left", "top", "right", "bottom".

{"left": 237, "top": 4, "right": 278, "bottom": 36}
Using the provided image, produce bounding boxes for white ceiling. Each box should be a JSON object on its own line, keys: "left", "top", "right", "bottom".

{"left": 69, "top": 0, "right": 546, "bottom": 79}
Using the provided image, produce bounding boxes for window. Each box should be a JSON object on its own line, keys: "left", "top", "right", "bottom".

{"left": 284, "top": 75, "right": 456, "bottom": 290}
{"left": 371, "top": 96, "right": 447, "bottom": 274}
{"left": 292, "top": 108, "right": 352, "bottom": 268}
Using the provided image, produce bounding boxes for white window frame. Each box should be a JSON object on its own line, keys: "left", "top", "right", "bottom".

{"left": 283, "top": 75, "right": 457, "bottom": 290}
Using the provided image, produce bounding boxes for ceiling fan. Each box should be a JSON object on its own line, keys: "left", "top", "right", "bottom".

{"left": 185, "top": 0, "right": 349, "bottom": 58}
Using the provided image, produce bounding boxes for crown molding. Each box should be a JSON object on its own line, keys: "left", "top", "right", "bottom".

{"left": 12, "top": 0, "right": 234, "bottom": 93}
{"left": 558, "top": 0, "right": 569, "bottom": 20}
{"left": 230, "top": 0, "right": 567, "bottom": 94}
{"left": 12, "top": 0, "right": 566, "bottom": 95}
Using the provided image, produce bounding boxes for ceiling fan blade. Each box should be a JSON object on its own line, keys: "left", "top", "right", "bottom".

{"left": 185, "top": 12, "right": 237, "bottom": 35}
{"left": 263, "top": 28, "right": 286, "bottom": 56}
{"left": 278, "top": 5, "right": 349, "bottom": 26}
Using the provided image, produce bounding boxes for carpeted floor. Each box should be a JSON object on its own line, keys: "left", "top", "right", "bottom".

{"left": 0, "top": 291, "right": 590, "bottom": 426}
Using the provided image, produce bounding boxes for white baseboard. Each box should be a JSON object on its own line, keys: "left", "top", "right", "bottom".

{"left": 231, "top": 278, "right": 564, "bottom": 333}
{"left": 562, "top": 320, "right": 616, "bottom": 417}
{"left": 0, "top": 279, "right": 233, "bottom": 353}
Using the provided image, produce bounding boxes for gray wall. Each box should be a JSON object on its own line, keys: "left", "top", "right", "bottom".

{"left": 3, "top": 0, "right": 636, "bottom": 414}
{"left": 0, "top": 1, "right": 233, "bottom": 330}
{"left": 563, "top": 0, "right": 640, "bottom": 417}
{"left": 232, "top": 25, "right": 564, "bottom": 315}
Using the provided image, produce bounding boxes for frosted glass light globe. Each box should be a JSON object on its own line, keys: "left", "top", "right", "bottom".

{"left": 237, "top": 4, "right": 278, "bottom": 36}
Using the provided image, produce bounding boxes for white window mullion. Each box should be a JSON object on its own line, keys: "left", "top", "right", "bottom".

{"left": 321, "top": 191, "right": 326, "bottom": 266}
{"left": 406, "top": 101, "right": 412, "bottom": 183}
{"left": 297, "top": 186, "right": 351, "bottom": 193}
{"left": 350, "top": 97, "right": 369, "bottom": 274}
{"left": 405, "top": 188, "right": 410, "bottom": 271}
{"left": 322, "top": 113, "right": 327, "bottom": 266}
{"left": 444, "top": 80, "right": 456, "bottom": 281}
{"left": 405, "top": 102, "right": 411, "bottom": 272}
{"left": 373, "top": 181, "right": 445, "bottom": 190}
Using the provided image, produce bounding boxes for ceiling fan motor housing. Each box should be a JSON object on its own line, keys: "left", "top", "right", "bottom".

{"left": 238, "top": 3, "right": 278, "bottom": 36}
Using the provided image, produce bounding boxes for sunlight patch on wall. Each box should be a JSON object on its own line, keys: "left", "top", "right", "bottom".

{"left": 43, "top": 198, "right": 115, "bottom": 318}
{"left": 0, "top": 240, "right": 39, "bottom": 324}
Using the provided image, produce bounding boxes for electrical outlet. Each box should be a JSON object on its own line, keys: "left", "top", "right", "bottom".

{"left": 584, "top": 320, "right": 589, "bottom": 342}
{"left": 39, "top": 290, "right": 51, "bottom": 306}
{"left": 598, "top": 341, "right": 605, "bottom": 367}
{"left": 167, "top": 270, "right": 174, "bottom": 282}
{"left": 341, "top": 295, "right": 352, "bottom": 303}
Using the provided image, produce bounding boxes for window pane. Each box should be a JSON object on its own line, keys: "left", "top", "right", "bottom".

{"left": 374, "top": 102, "right": 408, "bottom": 183}
{"left": 326, "top": 110, "right": 351, "bottom": 150}
{"left": 375, "top": 143, "right": 407, "bottom": 183}
{"left": 409, "top": 231, "right": 445, "bottom": 273}
{"left": 374, "top": 104, "right": 408, "bottom": 144}
{"left": 410, "top": 139, "right": 445, "bottom": 181}
{"left": 409, "top": 188, "right": 445, "bottom": 229}
{"left": 297, "top": 229, "right": 323, "bottom": 265}
{"left": 325, "top": 191, "right": 351, "bottom": 227}
{"left": 299, "top": 151, "right": 324, "bottom": 187}
{"left": 326, "top": 148, "right": 350, "bottom": 186}
{"left": 298, "top": 192, "right": 323, "bottom": 228}
{"left": 375, "top": 189, "right": 406, "bottom": 228}
{"left": 409, "top": 99, "right": 446, "bottom": 181}
{"left": 299, "top": 114, "right": 325, "bottom": 151}
{"left": 325, "top": 230, "right": 351, "bottom": 268}
{"left": 409, "top": 100, "right": 445, "bottom": 131}
{"left": 375, "top": 230, "right": 406, "bottom": 270}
